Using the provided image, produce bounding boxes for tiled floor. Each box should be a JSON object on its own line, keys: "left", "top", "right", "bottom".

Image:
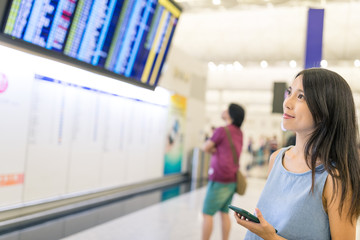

{"left": 61, "top": 177, "right": 265, "bottom": 240}
{"left": 0, "top": 182, "right": 194, "bottom": 240}
{"left": 62, "top": 165, "right": 360, "bottom": 240}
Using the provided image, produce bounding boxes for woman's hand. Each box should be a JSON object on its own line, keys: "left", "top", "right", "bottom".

{"left": 234, "top": 208, "right": 282, "bottom": 240}
{"left": 209, "top": 146, "right": 217, "bottom": 154}
{"left": 202, "top": 140, "right": 216, "bottom": 154}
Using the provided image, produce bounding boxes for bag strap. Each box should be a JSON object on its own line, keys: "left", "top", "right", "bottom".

{"left": 224, "top": 126, "right": 238, "bottom": 165}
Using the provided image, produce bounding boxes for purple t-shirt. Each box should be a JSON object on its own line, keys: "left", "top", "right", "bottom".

{"left": 208, "top": 124, "right": 243, "bottom": 183}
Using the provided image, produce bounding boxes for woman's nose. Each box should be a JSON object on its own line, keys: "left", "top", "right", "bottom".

{"left": 283, "top": 96, "right": 292, "bottom": 110}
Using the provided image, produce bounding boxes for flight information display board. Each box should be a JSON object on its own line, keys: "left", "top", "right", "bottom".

{"left": 0, "top": 0, "right": 181, "bottom": 89}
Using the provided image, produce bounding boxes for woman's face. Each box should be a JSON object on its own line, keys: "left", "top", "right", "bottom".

{"left": 282, "top": 75, "right": 315, "bottom": 135}
{"left": 222, "top": 109, "right": 231, "bottom": 122}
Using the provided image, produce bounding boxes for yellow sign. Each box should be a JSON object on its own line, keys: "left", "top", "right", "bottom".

{"left": 159, "top": 0, "right": 181, "bottom": 18}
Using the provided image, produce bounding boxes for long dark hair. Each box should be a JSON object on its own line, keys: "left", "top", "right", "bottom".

{"left": 296, "top": 68, "right": 360, "bottom": 220}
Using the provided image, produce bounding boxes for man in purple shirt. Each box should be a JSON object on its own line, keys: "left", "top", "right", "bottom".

{"left": 201, "top": 103, "right": 245, "bottom": 240}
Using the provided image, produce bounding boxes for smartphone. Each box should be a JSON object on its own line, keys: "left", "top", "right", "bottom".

{"left": 228, "top": 205, "right": 260, "bottom": 223}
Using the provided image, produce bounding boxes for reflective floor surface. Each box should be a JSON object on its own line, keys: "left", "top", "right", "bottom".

{"left": 62, "top": 176, "right": 267, "bottom": 240}
{"left": 0, "top": 181, "right": 197, "bottom": 240}
{"left": 62, "top": 164, "right": 360, "bottom": 240}
{"left": 1, "top": 164, "right": 359, "bottom": 240}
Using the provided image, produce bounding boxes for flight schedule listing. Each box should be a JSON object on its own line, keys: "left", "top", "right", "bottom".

{"left": 4, "top": 0, "right": 77, "bottom": 51}
{"left": 2, "top": 0, "right": 181, "bottom": 88}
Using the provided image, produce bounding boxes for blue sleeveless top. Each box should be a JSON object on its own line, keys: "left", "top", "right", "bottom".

{"left": 245, "top": 147, "right": 330, "bottom": 240}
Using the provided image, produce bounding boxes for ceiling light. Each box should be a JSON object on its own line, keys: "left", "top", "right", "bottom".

{"left": 233, "top": 61, "right": 243, "bottom": 71}
{"left": 320, "top": 60, "right": 328, "bottom": 68}
{"left": 260, "top": 60, "right": 268, "bottom": 68}
{"left": 208, "top": 62, "right": 217, "bottom": 71}
{"left": 218, "top": 64, "right": 225, "bottom": 71}
{"left": 289, "top": 60, "right": 297, "bottom": 68}
{"left": 212, "top": 0, "right": 221, "bottom": 5}
{"left": 354, "top": 59, "right": 360, "bottom": 68}
{"left": 226, "top": 64, "right": 233, "bottom": 71}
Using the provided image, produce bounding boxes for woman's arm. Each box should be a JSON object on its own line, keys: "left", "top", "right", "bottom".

{"left": 202, "top": 139, "right": 216, "bottom": 154}
{"left": 324, "top": 175, "right": 357, "bottom": 240}
{"left": 234, "top": 208, "right": 287, "bottom": 240}
{"left": 233, "top": 149, "right": 285, "bottom": 239}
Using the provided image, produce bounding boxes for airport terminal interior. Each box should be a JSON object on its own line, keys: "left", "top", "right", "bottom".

{"left": 0, "top": 0, "right": 360, "bottom": 239}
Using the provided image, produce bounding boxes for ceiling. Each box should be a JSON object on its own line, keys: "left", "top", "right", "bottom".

{"left": 172, "top": 0, "right": 360, "bottom": 65}
{"left": 169, "top": 0, "right": 360, "bottom": 128}
{"left": 174, "top": 0, "right": 354, "bottom": 11}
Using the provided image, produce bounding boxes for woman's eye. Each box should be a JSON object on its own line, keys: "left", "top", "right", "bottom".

{"left": 285, "top": 89, "right": 291, "bottom": 97}
{"left": 298, "top": 94, "right": 305, "bottom": 100}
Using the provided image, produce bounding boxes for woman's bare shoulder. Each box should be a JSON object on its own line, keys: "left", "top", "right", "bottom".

{"left": 268, "top": 148, "right": 282, "bottom": 175}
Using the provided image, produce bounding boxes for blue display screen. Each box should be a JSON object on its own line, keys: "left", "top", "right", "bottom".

{"left": 1, "top": 0, "right": 181, "bottom": 89}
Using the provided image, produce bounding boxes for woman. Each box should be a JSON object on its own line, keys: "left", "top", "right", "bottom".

{"left": 202, "top": 103, "right": 245, "bottom": 240}
{"left": 234, "top": 68, "right": 360, "bottom": 239}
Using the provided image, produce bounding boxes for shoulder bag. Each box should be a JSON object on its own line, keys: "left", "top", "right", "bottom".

{"left": 224, "top": 127, "right": 247, "bottom": 195}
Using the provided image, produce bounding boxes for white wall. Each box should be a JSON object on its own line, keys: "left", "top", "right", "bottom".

{"left": 0, "top": 43, "right": 172, "bottom": 208}
{"left": 159, "top": 47, "right": 208, "bottom": 172}
{"left": 0, "top": 40, "right": 209, "bottom": 209}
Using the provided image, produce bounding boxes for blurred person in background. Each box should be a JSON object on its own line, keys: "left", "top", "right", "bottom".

{"left": 285, "top": 133, "right": 296, "bottom": 147}
{"left": 201, "top": 103, "right": 245, "bottom": 240}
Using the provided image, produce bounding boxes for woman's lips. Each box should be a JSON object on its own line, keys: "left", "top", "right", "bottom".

{"left": 283, "top": 113, "right": 295, "bottom": 119}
